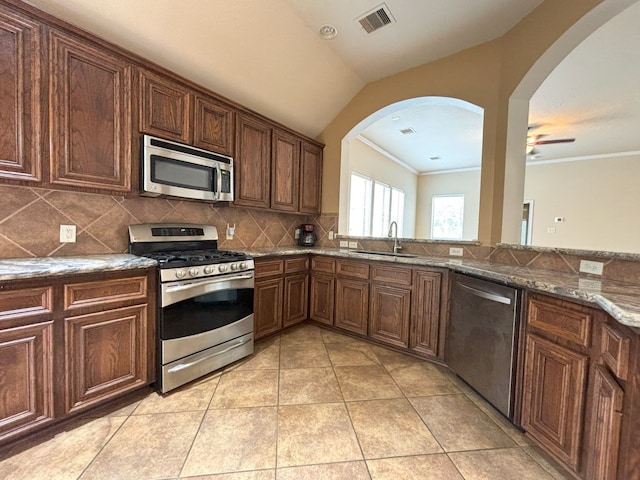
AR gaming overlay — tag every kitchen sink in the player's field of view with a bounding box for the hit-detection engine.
[352,250,417,258]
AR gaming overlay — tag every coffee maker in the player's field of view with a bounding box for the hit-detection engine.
[298,224,317,247]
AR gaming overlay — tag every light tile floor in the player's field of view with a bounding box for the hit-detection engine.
[0,323,572,480]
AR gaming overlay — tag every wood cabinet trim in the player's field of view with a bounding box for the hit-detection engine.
[335,277,369,335]
[254,259,285,279]
[309,273,335,326]
[193,94,235,156]
[528,297,592,348]
[283,273,309,327]
[371,264,413,286]
[311,256,336,274]
[0,286,53,321]
[63,276,147,311]
[284,256,309,274]
[601,323,630,381]
[336,260,370,280]
[369,283,411,348]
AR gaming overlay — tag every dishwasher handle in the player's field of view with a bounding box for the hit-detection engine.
[457,282,512,305]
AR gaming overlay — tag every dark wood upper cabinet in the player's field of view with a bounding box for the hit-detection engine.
[234,113,272,209]
[271,129,300,212]
[193,94,235,157]
[0,8,42,184]
[139,69,191,144]
[299,141,323,214]
[49,29,133,193]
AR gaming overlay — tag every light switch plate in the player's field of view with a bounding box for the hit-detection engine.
[449,247,463,256]
[348,241,358,249]
[339,240,348,248]
[328,231,334,240]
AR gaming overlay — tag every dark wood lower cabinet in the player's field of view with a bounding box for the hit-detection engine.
[283,274,308,328]
[254,277,283,340]
[335,277,368,335]
[310,274,335,326]
[369,284,411,349]
[0,269,154,447]
[64,304,148,414]
[521,333,588,472]
[0,321,54,441]
[587,365,623,480]
[410,270,442,357]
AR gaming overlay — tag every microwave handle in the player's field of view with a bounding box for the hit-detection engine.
[217,165,222,198]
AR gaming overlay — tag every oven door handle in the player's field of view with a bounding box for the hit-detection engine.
[165,273,254,293]
[167,336,252,373]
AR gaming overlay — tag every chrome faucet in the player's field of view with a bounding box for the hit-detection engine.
[388,221,402,253]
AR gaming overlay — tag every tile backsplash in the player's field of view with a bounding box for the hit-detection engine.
[0,185,322,258]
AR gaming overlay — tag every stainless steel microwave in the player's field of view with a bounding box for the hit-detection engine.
[141,135,233,202]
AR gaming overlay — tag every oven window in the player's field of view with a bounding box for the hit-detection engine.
[162,288,254,339]
[151,155,215,191]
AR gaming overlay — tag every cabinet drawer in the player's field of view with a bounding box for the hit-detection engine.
[336,260,369,280]
[528,297,591,347]
[311,256,336,274]
[601,323,630,380]
[254,259,284,278]
[371,265,412,286]
[0,287,53,320]
[284,256,309,274]
[64,276,147,311]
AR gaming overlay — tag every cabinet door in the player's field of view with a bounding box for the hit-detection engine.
[49,30,133,193]
[234,113,271,208]
[0,8,42,183]
[0,321,54,442]
[283,274,309,327]
[299,141,322,214]
[140,69,191,143]
[521,334,588,472]
[370,284,411,348]
[64,304,148,414]
[271,129,300,212]
[587,365,623,480]
[193,94,235,156]
[310,274,335,326]
[410,270,442,357]
[254,278,283,339]
[335,278,369,335]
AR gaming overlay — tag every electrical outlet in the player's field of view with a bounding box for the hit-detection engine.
[579,260,604,276]
[60,225,76,243]
[328,231,334,240]
[449,247,463,256]
[547,227,556,234]
[348,241,358,249]
[294,228,301,239]
[339,240,348,248]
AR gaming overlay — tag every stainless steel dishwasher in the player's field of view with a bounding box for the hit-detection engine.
[445,272,521,421]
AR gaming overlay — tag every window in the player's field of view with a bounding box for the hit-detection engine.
[431,194,464,239]
[348,172,372,236]
[348,172,405,237]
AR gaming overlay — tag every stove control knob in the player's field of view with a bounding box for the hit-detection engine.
[203,265,215,275]
[239,262,247,270]
[230,263,238,271]
[219,264,228,273]
[188,267,199,277]
[176,269,186,279]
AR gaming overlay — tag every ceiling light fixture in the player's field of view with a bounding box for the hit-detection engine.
[319,24,338,40]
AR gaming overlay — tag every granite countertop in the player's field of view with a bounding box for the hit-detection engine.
[0,254,157,281]
[1,249,638,329]
[246,247,640,329]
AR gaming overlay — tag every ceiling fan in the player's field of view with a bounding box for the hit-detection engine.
[526,124,575,156]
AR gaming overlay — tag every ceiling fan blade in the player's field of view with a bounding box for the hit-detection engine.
[532,138,575,145]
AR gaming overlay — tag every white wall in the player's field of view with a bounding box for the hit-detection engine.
[415,170,481,240]
[524,155,640,253]
[340,138,418,237]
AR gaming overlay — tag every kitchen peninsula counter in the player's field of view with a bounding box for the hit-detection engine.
[246,246,640,329]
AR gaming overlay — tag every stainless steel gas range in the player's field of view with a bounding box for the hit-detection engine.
[129,223,254,393]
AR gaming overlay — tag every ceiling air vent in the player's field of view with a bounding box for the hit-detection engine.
[357,4,395,34]
[400,127,415,135]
